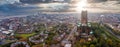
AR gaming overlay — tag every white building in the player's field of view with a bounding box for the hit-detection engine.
[65,44,71,47]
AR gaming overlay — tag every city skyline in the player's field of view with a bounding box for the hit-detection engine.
[0,0,120,47]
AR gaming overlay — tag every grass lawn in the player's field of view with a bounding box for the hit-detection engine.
[15,32,36,41]
[32,44,43,47]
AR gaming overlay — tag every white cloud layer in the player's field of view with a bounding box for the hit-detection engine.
[87,1,120,13]
[0,0,19,5]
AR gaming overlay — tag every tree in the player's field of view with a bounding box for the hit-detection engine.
[83,45,87,47]
[80,39,85,44]
[90,44,95,47]
[106,39,113,47]
[32,44,43,47]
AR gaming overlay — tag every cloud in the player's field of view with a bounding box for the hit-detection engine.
[19,0,71,4]
[20,0,51,4]
[89,1,120,9]
[87,0,120,13]
[88,0,107,3]
[0,0,20,5]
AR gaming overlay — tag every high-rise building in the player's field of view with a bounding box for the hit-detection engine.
[81,10,88,26]
[77,10,92,40]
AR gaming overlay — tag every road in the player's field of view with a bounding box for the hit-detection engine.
[104,25,120,39]
[66,23,77,40]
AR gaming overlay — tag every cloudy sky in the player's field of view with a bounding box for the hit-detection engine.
[87,0,120,13]
[0,0,19,4]
[0,0,120,13]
